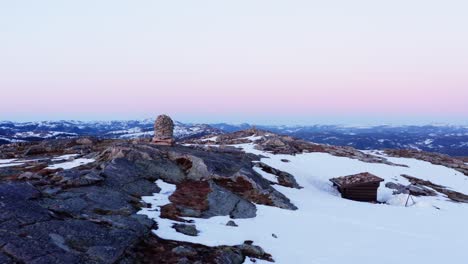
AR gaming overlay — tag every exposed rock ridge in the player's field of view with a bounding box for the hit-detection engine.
[254,162,302,189]
[384,149,468,176]
[186,129,407,166]
[0,138,278,263]
[401,174,468,203]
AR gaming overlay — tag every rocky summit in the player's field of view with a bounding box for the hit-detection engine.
[0,135,287,263]
[1,129,467,264]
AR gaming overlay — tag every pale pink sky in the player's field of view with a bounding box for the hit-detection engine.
[0,1,467,124]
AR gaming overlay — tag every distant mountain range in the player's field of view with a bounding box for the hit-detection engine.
[210,123,468,156]
[0,120,221,144]
[1,120,467,156]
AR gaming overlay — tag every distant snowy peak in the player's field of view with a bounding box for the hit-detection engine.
[1,120,467,156]
[209,123,468,156]
[0,120,221,142]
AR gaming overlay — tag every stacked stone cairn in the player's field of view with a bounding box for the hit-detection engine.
[152,114,175,146]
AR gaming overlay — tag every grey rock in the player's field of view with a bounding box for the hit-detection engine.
[0,138,287,263]
[178,207,203,217]
[83,187,135,216]
[172,224,199,236]
[0,182,40,200]
[42,197,88,216]
[407,184,437,196]
[54,169,104,187]
[100,215,154,236]
[172,245,197,256]
[167,144,297,211]
[2,237,67,263]
[214,248,244,264]
[238,243,265,258]
[18,171,42,180]
[101,152,185,185]
[230,199,257,219]
[121,179,161,197]
[385,182,409,194]
[203,182,256,219]
[0,183,50,227]
[385,182,437,196]
[87,246,124,263]
[226,220,238,227]
[254,162,301,189]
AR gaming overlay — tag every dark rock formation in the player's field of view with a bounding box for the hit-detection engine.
[226,221,238,227]
[385,182,437,196]
[401,174,468,203]
[254,162,301,189]
[171,246,197,257]
[172,224,199,236]
[130,236,271,264]
[0,137,278,263]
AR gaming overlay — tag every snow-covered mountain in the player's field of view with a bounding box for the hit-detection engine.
[0,120,220,144]
[1,129,467,263]
[211,123,468,156]
[1,120,467,156]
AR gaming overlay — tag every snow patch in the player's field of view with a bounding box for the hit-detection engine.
[47,158,95,170]
[51,154,80,161]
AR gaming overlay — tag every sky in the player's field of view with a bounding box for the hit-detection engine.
[0,0,467,125]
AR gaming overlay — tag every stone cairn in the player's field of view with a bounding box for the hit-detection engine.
[152,114,175,146]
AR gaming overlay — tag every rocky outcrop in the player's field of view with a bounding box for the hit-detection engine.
[172,224,199,236]
[0,137,112,160]
[213,175,297,210]
[254,134,407,166]
[385,182,437,196]
[187,129,407,166]
[401,174,468,203]
[161,180,257,220]
[0,181,155,263]
[0,138,281,263]
[254,162,302,189]
[129,236,272,264]
[384,149,468,176]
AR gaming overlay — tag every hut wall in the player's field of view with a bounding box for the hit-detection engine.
[340,183,380,202]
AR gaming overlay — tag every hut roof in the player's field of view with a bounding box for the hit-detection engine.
[330,172,384,188]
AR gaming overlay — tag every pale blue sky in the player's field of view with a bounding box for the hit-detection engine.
[1,1,467,124]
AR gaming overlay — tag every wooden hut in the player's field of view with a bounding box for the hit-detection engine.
[330,172,384,202]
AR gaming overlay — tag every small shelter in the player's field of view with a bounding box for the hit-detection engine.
[330,172,384,202]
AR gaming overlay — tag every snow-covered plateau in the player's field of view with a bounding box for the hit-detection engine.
[1,130,467,263]
[139,137,468,264]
